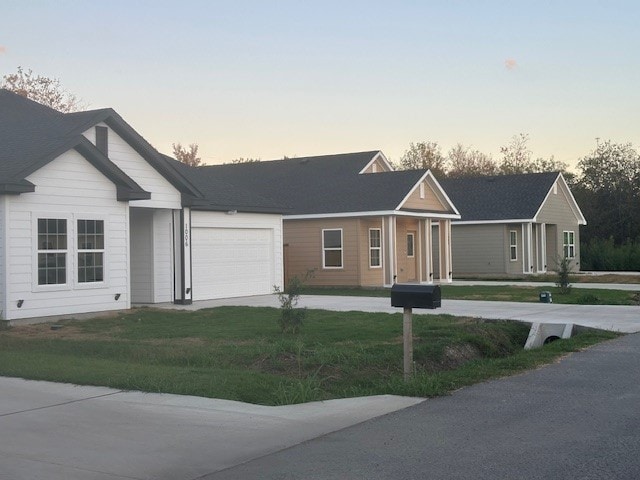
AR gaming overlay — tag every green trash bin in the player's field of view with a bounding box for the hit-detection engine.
[539,291,553,303]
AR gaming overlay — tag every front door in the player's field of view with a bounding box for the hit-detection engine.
[406,231,417,281]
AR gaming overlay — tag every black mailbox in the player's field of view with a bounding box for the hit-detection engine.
[391,284,441,309]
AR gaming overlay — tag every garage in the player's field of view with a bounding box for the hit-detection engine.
[191,227,275,300]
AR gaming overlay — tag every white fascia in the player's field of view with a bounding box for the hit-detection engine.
[358,151,394,174]
[284,210,461,220]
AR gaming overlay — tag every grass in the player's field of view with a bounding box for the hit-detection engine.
[300,285,639,305]
[0,306,619,405]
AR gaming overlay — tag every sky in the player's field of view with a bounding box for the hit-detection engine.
[1,1,639,169]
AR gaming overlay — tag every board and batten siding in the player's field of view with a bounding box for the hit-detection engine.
[284,218,360,286]
[5,150,129,320]
[191,211,284,294]
[450,224,507,274]
[84,123,181,210]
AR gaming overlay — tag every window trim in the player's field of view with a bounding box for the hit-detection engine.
[407,232,415,258]
[33,215,71,292]
[369,228,382,268]
[509,229,518,262]
[75,218,107,287]
[563,230,576,259]
[322,228,343,269]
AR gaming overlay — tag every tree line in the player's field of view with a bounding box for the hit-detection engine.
[3,67,638,270]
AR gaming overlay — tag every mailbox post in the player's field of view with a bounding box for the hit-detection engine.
[391,284,441,382]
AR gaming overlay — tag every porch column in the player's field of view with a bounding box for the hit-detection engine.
[173,208,193,304]
[438,219,452,283]
[424,218,433,284]
[522,222,533,274]
[540,223,547,272]
[383,216,397,286]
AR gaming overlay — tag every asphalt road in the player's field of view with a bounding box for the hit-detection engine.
[206,333,640,480]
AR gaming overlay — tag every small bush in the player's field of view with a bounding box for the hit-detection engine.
[556,256,572,294]
[273,272,314,334]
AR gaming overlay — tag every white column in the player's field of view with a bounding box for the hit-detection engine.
[424,218,433,284]
[541,223,547,272]
[439,219,452,283]
[527,222,533,274]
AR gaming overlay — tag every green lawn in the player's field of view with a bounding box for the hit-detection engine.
[300,285,638,305]
[0,307,618,405]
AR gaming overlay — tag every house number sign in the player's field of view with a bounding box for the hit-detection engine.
[184,222,190,247]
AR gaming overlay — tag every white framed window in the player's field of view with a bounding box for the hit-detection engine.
[509,230,518,261]
[563,231,575,258]
[37,218,68,285]
[77,219,105,283]
[369,228,381,268]
[322,229,343,268]
[407,233,415,258]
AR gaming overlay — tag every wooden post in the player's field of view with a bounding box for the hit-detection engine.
[403,307,413,382]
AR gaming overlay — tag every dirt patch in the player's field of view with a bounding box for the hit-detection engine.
[421,343,482,372]
[4,323,104,341]
[575,274,640,284]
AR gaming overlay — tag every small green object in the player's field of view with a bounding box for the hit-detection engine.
[539,291,553,303]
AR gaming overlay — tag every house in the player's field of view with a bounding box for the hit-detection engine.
[186,153,461,287]
[0,89,286,322]
[437,172,587,275]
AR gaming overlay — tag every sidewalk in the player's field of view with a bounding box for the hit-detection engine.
[161,294,640,333]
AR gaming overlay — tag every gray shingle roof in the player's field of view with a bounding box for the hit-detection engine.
[194,153,430,215]
[438,172,559,222]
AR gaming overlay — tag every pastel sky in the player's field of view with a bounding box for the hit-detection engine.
[1,1,639,169]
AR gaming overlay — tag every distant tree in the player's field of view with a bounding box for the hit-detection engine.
[1,66,83,112]
[498,133,534,174]
[399,141,447,177]
[230,157,261,164]
[172,142,201,167]
[446,144,498,178]
[575,140,640,245]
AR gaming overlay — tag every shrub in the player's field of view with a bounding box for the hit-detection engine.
[273,271,314,334]
[581,237,640,271]
[556,256,572,294]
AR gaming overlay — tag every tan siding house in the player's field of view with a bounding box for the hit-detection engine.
[440,172,586,275]
[205,151,460,288]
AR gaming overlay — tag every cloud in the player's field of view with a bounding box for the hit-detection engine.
[0,46,6,54]
[504,58,517,71]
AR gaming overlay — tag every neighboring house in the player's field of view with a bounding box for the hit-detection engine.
[189,153,461,287]
[437,172,587,275]
[0,90,285,321]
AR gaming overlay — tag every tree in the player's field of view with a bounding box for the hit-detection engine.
[172,142,201,167]
[399,141,447,177]
[498,133,534,174]
[1,66,82,112]
[575,140,640,245]
[446,143,498,178]
[230,157,261,164]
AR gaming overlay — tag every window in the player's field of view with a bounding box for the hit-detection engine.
[563,231,575,258]
[78,220,105,283]
[407,233,415,257]
[322,229,343,268]
[369,228,381,268]
[37,219,67,285]
[509,230,518,261]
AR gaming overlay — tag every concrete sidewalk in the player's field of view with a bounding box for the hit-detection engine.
[0,377,423,480]
[162,294,640,333]
[450,279,640,291]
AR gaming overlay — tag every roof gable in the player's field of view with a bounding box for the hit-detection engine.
[439,172,561,222]
[0,89,197,201]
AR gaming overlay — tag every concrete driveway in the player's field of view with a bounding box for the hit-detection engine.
[0,377,423,480]
[164,294,640,333]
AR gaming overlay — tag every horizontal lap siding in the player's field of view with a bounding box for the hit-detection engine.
[536,181,581,271]
[402,180,448,211]
[6,150,129,320]
[84,123,181,210]
[284,219,359,286]
[451,224,506,274]
[358,218,384,287]
[0,198,5,319]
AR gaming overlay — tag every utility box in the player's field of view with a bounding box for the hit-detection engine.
[539,291,553,303]
[391,284,441,309]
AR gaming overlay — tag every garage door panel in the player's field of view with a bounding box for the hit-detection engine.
[192,228,273,300]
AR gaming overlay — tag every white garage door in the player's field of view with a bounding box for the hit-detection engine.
[191,227,274,300]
